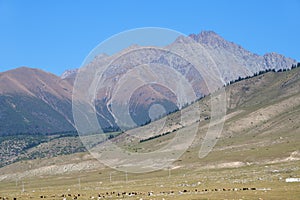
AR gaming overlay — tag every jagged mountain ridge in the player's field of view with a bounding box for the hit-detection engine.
[0,31,297,135]
[63,31,296,83]
[177,31,296,82]
[67,30,296,132]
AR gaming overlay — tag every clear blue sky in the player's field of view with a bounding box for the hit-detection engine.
[0,0,299,75]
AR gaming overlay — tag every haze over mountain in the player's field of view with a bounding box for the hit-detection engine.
[0,31,297,136]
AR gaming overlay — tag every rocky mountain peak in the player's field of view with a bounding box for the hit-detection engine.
[189,31,233,48]
[61,69,78,79]
[263,52,296,70]
[61,30,297,84]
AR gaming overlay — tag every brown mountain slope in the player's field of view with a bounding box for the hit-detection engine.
[0,67,72,98]
[0,67,74,135]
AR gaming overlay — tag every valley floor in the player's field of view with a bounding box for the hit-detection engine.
[0,160,299,200]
